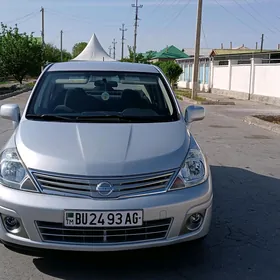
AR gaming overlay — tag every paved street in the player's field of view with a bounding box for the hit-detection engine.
[0,92,280,279]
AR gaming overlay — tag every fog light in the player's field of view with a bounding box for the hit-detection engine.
[186,213,203,231]
[4,216,21,233]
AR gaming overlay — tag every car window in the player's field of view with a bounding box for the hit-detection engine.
[26,71,180,123]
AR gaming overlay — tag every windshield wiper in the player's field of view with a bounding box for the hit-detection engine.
[25,114,75,121]
[75,114,169,123]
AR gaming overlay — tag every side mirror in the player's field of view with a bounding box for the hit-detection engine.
[185,105,205,124]
[0,104,21,129]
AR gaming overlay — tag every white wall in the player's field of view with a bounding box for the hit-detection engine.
[231,65,251,93]
[178,58,280,100]
[212,66,229,90]
[211,59,280,101]
[177,81,189,88]
[254,64,280,98]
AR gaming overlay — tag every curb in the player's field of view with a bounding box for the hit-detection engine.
[0,87,32,101]
[181,96,198,104]
[244,116,280,135]
[180,96,235,105]
[200,100,236,105]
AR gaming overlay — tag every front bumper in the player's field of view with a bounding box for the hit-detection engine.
[0,175,212,252]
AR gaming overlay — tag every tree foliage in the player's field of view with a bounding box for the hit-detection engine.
[0,23,42,83]
[0,23,73,83]
[44,43,72,63]
[120,45,151,64]
[72,42,87,58]
[154,61,183,88]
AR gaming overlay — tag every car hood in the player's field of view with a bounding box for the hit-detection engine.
[15,120,189,176]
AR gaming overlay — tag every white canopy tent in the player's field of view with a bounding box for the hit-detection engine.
[72,34,115,62]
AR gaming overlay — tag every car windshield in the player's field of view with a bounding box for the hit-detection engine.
[26,71,180,123]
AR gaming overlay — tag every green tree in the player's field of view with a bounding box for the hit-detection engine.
[0,58,8,81]
[62,50,72,61]
[120,46,151,64]
[72,42,87,58]
[154,61,183,88]
[145,50,156,61]
[0,23,42,83]
[44,43,72,63]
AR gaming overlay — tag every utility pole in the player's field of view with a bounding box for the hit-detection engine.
[120,23,128,60]
[192,0,203,100]
[132,0,143,62]
[108,46,112,57]
[260,34,264,52]
[112,39,117,60]
[40,7,45,71]
[60,30,63,62]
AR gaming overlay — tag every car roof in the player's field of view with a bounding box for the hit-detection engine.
[47,61,159,74]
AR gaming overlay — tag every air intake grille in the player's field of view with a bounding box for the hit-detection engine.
[36,218,172,244]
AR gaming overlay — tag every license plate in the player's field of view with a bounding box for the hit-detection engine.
[64,210,143,227]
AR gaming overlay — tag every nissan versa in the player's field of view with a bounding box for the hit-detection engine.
[0,61,212,253]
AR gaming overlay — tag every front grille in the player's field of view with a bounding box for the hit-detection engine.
[36,218,172,244]
[31,170,176,199]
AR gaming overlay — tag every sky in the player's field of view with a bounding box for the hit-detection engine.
[1,0,280,60]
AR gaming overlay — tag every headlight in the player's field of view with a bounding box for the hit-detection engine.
[0,148,38,192]
[169,148,208,190]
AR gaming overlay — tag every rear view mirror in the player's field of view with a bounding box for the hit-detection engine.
[0,104,21,129]
[184,105,205,124]
[94,80,118,87]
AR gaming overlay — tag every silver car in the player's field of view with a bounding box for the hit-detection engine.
[0,61,212,253]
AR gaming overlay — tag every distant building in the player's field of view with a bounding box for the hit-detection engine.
[148,45,189,63]
[182,48,212,58]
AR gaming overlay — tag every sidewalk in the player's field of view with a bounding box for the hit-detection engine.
[199,92,237,102]
[198,91,280,108]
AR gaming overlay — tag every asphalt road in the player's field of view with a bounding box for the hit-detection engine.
[0,92,280,280]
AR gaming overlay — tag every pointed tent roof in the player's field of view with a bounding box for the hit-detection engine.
[73,34,115,61]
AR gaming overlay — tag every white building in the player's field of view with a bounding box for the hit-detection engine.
[177,48,280,105]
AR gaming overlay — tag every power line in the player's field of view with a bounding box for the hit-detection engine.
[17,13,39,25]
[161,0,183,23]
[250,0,280,32]
[201,23,209,49]
[213,0,259,34]
[4,10,39,25]
[231,0,275,34]
[45,8,93,23]
[246,0,280,33]
[45,8,123,28]
[163,0,192,28]
[149,0,167,15]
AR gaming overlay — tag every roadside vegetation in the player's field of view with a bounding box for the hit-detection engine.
[254,115,280,125]
[0,23,72,85]
[175,89,206,102]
